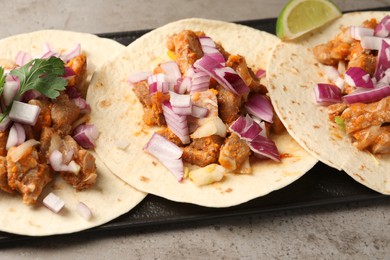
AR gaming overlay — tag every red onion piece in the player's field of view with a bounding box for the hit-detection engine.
[22,90,45,102]
[9,101,41,126]
[160,61,181,83]
[162,101,190,144]
[245,94,274,123]
[0,116,11,132]
[344,67,374,88]
[61,43,81,62]
[2,80,20,106]
[229,115,262,141]
[190,70,210,93]
[194,55,249,95]
[15,51,32,66]
[255,69,266,79]
[49,149,81,173]
[144,132,184,181]
[66,86,82,99]
[6,123,26,150]
[249,135,281,162]
[176,76,192,94]
[374,39,390,81]
[314,83,342,105]
[375,15,390,37]
[76,202,93,221]
[350,26,374,40]
[73,124,99,149]
[43,192,65,213]
[169,91,191,107]
[72,97,91,114]
[343,85,390,104]
[191,105,208,118]
[360,36,390,50]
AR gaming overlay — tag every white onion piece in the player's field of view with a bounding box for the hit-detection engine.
[6,124,19,150]
[43,192,65,213]
[160,61,181,83]
[245,94,274,123]
[144,132,184,181]
[191,105,208,118]
[15,51,32,66]
[49,149,81,174]
[128,71,152,84]
[73,124,99,149]
[9,101,41,126]
[9,139,39,162]
[169,91,191,107]
[314,83,342,105]
[2,80,20,106]
[350,26,374,40]
[189,164,224,186]
[76,202,93,221]
[190,116,226,139]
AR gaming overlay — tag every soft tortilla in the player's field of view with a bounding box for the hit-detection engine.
[0,30,146,236]
[266,12,390,194]
[88,18,318,208]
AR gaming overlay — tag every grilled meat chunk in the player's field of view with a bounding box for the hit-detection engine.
[167,30,204,74]
[51,94,81,135]
[218,133,251,171]
[182,135,224,167]
[66,53,88,98]
[0,156,12,193]
[216,84,241,125]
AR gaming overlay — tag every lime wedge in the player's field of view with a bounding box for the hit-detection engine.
[276,0,342,40]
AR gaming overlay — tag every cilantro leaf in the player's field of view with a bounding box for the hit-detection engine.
[0,67,6,97]
[10,56,67,100]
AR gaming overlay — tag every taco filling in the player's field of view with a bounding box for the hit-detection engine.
[0,44,98,205]
[313,15,390,155]
[130,30,284,185]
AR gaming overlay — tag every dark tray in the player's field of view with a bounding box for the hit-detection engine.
[1,6,389,244]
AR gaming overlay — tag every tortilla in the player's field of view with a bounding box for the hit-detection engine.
[87,18,318,208]
[0,30,146,236]
[266,12,390,194]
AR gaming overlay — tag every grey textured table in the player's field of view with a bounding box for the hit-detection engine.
[1,1,390,259]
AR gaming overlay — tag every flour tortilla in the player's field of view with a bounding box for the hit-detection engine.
[267,12,390,194]
[88,18,318,208]
[0,30,146,236]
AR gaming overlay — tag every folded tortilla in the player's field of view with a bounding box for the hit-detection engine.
[0,30,146,236]
[87,18,318,208]
[267,12,390,194]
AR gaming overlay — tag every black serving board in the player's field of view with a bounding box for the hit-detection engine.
[1,6,389,244]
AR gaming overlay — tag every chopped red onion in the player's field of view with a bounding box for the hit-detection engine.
[190,70,210,93]
[60,43,81,62]
[6,123,26,150]
[176,76,192,94]
[76,202,93,221]
[9,101,41,126]
[344,67,374,88]
[350,26,374,40]
[160,61,181,83]
[49,149,81,173]
[375,15,390,37]
[249,135,281,162]
[22,90,45,102]
[66,86,82,99]
[71,97,91,114]
[15,51,32,66]
[343,85,390,104]
[229,115,262,142]
[374,39,390,81]
[314,83,342,105]
[43,192,65,213]
[198,36,216,47]
[255,69,266,79]
[360,36,389,50]
[162,101,190,144]
[144,132,184,181]
[0,116,11,131]
[194,55,249,95]
[169,91,191,107]
[41,43,59,59]
[73,124,99,149]
[245,94,274,123]
[191,105,208,118]
[2,80,20,106]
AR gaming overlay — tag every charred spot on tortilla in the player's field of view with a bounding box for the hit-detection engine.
[99,99,112,108]
[140,176,150,182]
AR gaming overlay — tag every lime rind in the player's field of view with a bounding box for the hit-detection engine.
[276,0,342,40]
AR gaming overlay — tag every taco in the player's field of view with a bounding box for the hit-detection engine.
[87,18,318,208]
[0,30,146,236]
[267,12,390,194]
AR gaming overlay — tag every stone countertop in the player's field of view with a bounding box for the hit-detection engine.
[1,1,390,259]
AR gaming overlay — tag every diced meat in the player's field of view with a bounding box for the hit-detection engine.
[218,133,251,171]
[371,127,390,154]
[0,156,13,193]
[216,84,242,124]
[51,93,81,135]
[182,135,224,167]
[167,30,204,74]
[66,53,88,98]
[55,136,97,190]
[269,113,285,135]
[156,127,182,146]
[132,80,151,107]
[348,53,377,76]
[6,144,52,205]
[28,99,52,137]
[353,125,390,154]
[341,96,390,134]
[188,89,219,132]
[0,130,8,157]
[328,103,348,122]
[143,92,169,126]
[226,55,267,94]
[313,40,351,66]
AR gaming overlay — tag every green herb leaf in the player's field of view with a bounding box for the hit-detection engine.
[10,56,67,100]
[0,67,6,97]
[334,116,345,131]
